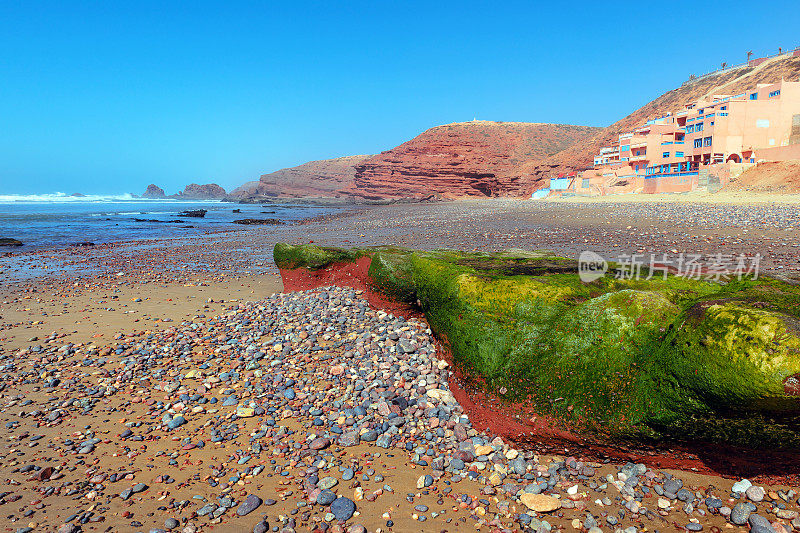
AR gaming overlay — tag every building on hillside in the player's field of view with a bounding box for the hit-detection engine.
[582,79,800,194]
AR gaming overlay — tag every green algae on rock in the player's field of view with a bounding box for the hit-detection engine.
[274,243,800,448]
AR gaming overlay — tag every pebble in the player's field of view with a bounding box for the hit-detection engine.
[331,497,356,521]
[237,494,262,516]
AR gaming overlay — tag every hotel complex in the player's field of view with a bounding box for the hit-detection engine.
[543,78,800,196]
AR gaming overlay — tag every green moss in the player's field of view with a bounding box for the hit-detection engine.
[668,301,800,411]
[367,250,417,303]
[274,243,800,448]
[273,242,368,270]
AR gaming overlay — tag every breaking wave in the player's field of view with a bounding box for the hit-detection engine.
[0,192,175,203]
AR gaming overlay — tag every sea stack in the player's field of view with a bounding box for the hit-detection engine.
[142,184,166,199]
[174,183,227,200]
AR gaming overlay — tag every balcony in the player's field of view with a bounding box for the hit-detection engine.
[630,141,647,149]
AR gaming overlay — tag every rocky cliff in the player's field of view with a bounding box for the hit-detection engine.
[174,183,227,200]
[527,53,800,187]
[344,121,600,200]
[141,184,166,199]
[228,155,371,200]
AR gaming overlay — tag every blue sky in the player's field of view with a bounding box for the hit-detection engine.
[2,1,799,195]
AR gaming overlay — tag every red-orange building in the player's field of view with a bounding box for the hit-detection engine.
[584,79,800,194]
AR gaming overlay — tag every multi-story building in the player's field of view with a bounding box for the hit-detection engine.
[584,79,800,194]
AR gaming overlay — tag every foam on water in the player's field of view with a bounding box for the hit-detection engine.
[0,192,183,203]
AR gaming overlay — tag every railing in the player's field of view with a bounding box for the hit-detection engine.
[645,171,699,179]
[683,45,800,85]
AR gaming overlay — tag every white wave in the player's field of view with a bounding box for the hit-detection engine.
[0,192,162,203]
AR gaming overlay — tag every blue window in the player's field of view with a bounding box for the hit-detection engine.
[696,122,704,132]
[675,151,684,157]
[686,125,695,133]
[769,90,781,97]
[721,106,727,110]
[750,92,758,100]
[694,139,702,148]
[703,136,712,147]
[634,164,639,171]
[662,152,670,158]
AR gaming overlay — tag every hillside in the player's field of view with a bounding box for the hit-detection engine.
[726,160,800,193]
[228,155,371,200]
[525,53,800,188]
[230,53,800,201]
[343,121,600,200]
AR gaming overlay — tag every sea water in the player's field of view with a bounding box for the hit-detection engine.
[0,193,336,250]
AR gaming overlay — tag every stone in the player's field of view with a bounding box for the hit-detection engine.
[520,494,562,513]
[236,406,255,418]
[310,437,331,450]
[167,416,186,429]
[746,485,765,502]
[338,432,359,447]
[317,476,338,490]
[331,497,356,521]
[730,502,753,525]
[237,494,262,516]
[317,489,337,505]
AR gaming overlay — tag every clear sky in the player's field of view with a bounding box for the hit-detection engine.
[2,1,799,195]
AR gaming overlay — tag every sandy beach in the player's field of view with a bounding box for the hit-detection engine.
[2,198,800,533]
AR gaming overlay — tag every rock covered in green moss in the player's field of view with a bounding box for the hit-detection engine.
[273,243,800,448]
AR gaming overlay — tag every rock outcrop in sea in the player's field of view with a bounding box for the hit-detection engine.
[141,184,166,198]
[174,183,227,200]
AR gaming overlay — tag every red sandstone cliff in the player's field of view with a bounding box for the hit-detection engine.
[228,155,371,200]
[343,121,600,200]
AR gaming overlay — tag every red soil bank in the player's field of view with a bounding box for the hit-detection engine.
[279,256,423,320]
[279,259,800,483]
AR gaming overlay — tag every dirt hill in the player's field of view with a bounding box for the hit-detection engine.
[526,53,800,189]
[343,121,600,200]
[228,155,371,200]
[726,160,800,192]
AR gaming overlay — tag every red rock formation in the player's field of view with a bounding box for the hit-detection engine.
[343,121,600,200]
[141,184,166,199]
[174,183,227,200]
[228,155,371,200]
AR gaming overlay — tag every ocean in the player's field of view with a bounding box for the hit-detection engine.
[0,193,337,250]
